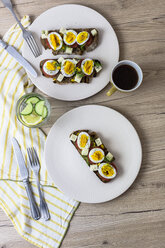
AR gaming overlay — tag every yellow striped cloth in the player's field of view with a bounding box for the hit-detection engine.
[0,16,79,248]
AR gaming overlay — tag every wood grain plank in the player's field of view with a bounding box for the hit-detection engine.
[0,0,165,247]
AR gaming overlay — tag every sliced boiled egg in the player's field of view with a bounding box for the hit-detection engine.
[61,59,76,77]
[76,31,89,45]
[64,30,77,45]
[77,132,90,149]
[48,32,63,51]
[43,60,59,76]
[89,148,104,163]
[81,59,94,75]
[98,163,117,179]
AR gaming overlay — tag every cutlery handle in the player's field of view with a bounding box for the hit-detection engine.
[37,179,50,221]
[0,39,7,49]
[4,3,25,32]
[40,196,50,221]
[23,179,40,220]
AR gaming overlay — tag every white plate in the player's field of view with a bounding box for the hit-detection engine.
[23,4,119,101]
[44,105,142,203]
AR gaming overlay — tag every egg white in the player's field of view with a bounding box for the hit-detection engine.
[98,163,117,179]
[63,30,77,46]
[89,148,105,163]
[61,59,76,77]
[76,31,89,45]
[77,132,91,149]
[81,59,94,75]
[43,60,59,76]
[48,32,63,51]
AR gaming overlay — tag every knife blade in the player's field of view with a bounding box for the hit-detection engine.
[12,137,28,179]
[12,137,40,220]
[0,39,37,78]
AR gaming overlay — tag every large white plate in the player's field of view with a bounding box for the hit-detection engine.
[44,105,142,203]
[23,4,119,101]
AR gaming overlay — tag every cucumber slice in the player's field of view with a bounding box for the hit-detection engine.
[21,103,33,115]
[34,100,45,116]
[26,96,40,104]
[42,106,48,119]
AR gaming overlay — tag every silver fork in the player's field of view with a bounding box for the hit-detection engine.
[1,0,41,57]
[27,147,50,221]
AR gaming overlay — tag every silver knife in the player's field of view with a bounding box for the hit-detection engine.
[12,137,40,220]
[0,39,37,78]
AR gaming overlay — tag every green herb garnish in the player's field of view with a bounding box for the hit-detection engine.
[76,72,84,78]
[61,44,66,51]
[80,45,85,51]
[94,60,101,67]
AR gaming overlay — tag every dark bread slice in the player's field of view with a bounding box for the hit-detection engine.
[40,28,98,55]
[40,58,102,85]
[69,130,117,183]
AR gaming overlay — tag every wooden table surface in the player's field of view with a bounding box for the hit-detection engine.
[0,0,165,247]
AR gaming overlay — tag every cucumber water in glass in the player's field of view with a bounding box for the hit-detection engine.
[16,93,50,128]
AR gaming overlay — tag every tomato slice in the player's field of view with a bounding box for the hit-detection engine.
[70,42,78,48]
[85,34,93,47]
[45,39,52,49]
[76,59,83,68]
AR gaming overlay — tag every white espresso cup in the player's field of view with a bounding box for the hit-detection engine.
[106,60,143,96]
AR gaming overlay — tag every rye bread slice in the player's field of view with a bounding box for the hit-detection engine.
[69,130,117,183]
[40,28,98,55]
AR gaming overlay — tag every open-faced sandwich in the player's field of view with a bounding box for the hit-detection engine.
[69,130,117,183]
[40,28,98,55]
[40,57,102,84]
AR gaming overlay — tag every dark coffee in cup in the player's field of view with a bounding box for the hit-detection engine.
[112,64,139,90]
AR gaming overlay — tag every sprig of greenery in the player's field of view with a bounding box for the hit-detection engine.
[76,72,84,77]
[94,60,101,67]
[61,44,66,51]
[80,44,85,51]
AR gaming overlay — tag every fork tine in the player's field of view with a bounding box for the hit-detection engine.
[29,35,41,56]
[27,147,33,166]
[32,147,38,165]
[30,147,35,164]
[26,38,37,57]
[33,148,40,165]
[28,35,40,57]
[26,37,37,57]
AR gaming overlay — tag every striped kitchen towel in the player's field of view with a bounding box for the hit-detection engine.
[0,16,79,248]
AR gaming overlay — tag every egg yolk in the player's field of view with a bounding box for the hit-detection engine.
[46,61,56,71]
[64,61,75,75]
[50,34,61,50]
[83,60,94,75]
[80,134,88,148]
[65,32,76,44]
[101,164,115,177]
[77,31,89,44]
[91,151,104,162]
